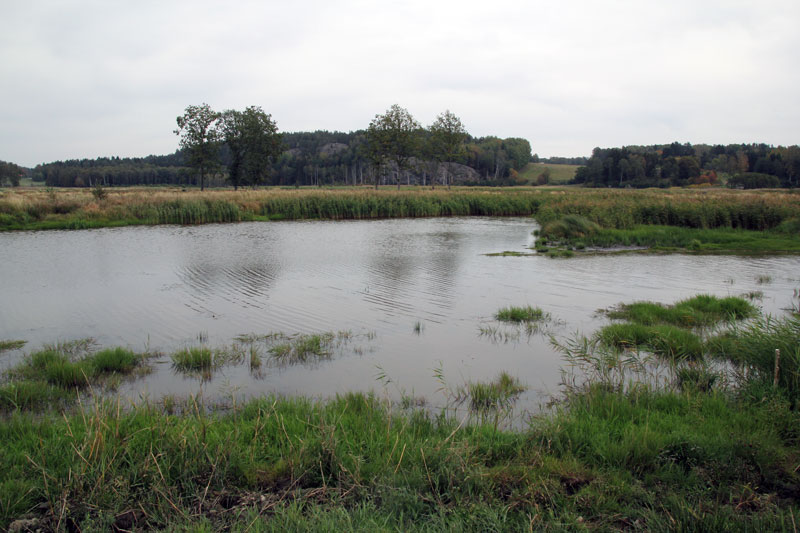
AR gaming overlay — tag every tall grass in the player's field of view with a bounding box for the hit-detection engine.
[0,187,544,231]
[598,323,705,360]
[4,187,800,235]
[0,387,797,531]
[533,188,800,231]
[711,314,800,402]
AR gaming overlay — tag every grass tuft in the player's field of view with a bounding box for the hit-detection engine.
[465,372,526,413]
[0,340,26,353]
[495,305,549,323]
[171,347,215,372]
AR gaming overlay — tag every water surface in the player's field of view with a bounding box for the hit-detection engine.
[1,218,797,412]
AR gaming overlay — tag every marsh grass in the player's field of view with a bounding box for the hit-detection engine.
[1,313,800,530]
[495,305,549,323]
[606,294,756,327]
[539,214,600,240]
[708,314,800,401]
[0,340,26,353]
[0,187,544,231]
[1,345,150,411]
[559,225,800,254]
[234,330,373,369]
[462,372,526,413]
[171,346,215,372]
[478,324,521,343]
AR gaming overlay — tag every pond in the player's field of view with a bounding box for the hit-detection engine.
[1,217,798,414]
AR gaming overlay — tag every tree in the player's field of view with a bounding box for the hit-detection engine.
[366,104,421,189]
[429,110,467,189]
[220,106,283,189]
[174,103,221,191]
[0,160,24,187]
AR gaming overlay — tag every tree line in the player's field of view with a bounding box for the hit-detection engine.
[28,104,532,188]
[574,142,800,189]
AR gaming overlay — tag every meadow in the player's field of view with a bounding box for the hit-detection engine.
[518,162,579,184]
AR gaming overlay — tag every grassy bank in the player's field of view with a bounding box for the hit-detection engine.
[533,188,800,231]
[0,187,545,231]
[2,385,799,531]
[3,187,800,235]
[1,300,799,531]
[534,192,800,256]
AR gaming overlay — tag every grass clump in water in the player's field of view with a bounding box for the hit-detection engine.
[708,314,800,402]
[495,305,549,323]
[1,345,150,411]
[269,333,336,364]
[598,323,705,360]
[464,372,526,413]
[171,346,215,372]
[0,380,74,410]
[88,347,141,373]
[539,214,601,240]
[0,340,26,353]
[607,294,756,327]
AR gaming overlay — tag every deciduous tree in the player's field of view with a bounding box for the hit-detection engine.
[429,110,467,189]
[0,160,23,187]
[366,105,421,190]
[174,103,221,191]
[220,107,283,189]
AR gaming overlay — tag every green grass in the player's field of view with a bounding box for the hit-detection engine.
[573,225,800,254]
[1,345,149,412]
[1,304,799,530]
[495,305,549,323]
[463,372,526,413]
[171,346,215,372]
[538,214,601,241]
[708,314,800,402]
[0,340,26,353]
[607,294,756,327]
[268,333,336,365]
[0,381,74,411]
[0,386,797,531]
[597,322,706,360]
[518,163,579,185]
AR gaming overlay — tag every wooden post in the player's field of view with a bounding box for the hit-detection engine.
[773,349,781,387]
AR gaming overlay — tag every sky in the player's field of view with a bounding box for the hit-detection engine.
[1,0,798,167]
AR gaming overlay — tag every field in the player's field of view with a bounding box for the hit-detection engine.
[517,163,579,184]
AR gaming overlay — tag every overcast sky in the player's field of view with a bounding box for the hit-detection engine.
[1,0,798,167]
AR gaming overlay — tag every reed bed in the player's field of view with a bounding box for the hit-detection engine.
[4,186,800,234]
[533,188,800,231]
[0,187,545,230]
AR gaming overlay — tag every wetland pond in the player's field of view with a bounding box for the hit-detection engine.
[1,217,798,416]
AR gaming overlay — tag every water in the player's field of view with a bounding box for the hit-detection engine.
[1,218,798,412]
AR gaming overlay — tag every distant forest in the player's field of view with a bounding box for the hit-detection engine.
[30,131,533,188]
[10,140,800,190]
[575,142,800,189]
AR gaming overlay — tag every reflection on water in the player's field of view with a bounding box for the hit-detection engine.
[1,218,798,412]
